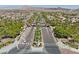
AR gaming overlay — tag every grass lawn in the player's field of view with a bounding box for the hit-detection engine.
[0,19,24,49]
[0,20,24,39]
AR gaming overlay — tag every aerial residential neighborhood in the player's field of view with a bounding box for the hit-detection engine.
[0,5,79,54]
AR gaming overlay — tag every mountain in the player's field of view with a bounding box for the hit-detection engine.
[0,5,72,12]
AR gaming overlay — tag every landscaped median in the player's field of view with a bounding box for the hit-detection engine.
[32,26,44,48]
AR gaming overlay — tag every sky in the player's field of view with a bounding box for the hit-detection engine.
[31,5,79,9]
[0,5,79,9]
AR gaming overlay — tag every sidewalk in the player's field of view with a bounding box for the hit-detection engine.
[57,41,79,53]
[0,40,18,53]
[50,26,79,53]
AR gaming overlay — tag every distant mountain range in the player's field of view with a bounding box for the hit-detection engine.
[0,5,73,9]
[0,5,79,12]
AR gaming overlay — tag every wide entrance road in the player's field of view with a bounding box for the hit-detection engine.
[8,27,34,54]
[42,27,60,54]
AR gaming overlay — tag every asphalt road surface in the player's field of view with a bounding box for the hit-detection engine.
[8,27,34,54]
[42,27,61,54]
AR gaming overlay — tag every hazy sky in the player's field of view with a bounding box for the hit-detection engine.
[0,5,79,9]
[31,5,79,9]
